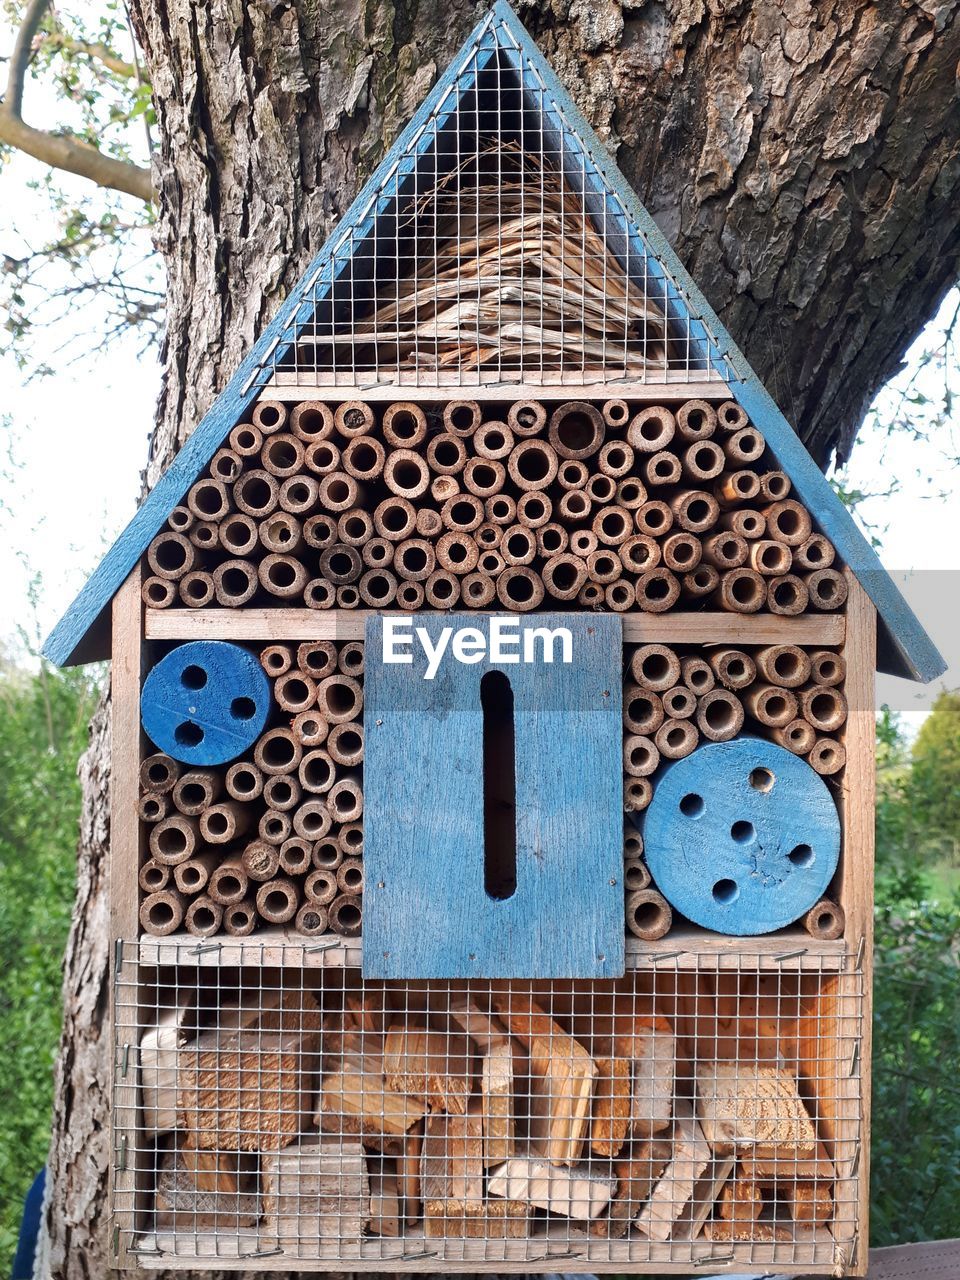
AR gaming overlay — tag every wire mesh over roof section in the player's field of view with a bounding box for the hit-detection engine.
[263,21,732,391]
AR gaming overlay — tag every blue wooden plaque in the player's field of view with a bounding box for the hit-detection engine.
[363,613,624,979]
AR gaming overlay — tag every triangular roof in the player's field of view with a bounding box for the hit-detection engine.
[43,0,944,682]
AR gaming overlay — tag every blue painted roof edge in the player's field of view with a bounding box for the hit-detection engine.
[43,0,945,683]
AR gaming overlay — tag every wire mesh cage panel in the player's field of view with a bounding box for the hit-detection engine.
[249,15,730,392]
[113,944,863,1271]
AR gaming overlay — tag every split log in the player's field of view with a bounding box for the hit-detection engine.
[367,1168,400,1237]
[316,1048,426,1153]
[592,1138,672,1237]
[139,993,195,1135]
[695,1062,817,1156]
[383,1023,474,1115]
[446,997,515,1164]
[421,1110,484,1234]
[488,1150,616,1219]
[634,1100,711,1241]
[261,1136,368,1244]
[155,1140,259,1231]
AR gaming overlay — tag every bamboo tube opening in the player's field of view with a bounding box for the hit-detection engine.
[663,533,701,571]
[338,643,363,674]
[474,422,514,459]
[655,718,699,759]
[317,675,363,723]
[329,895,363,937]
[311,839,342,873]
[767,575,808,615]
[697,690,745,741]
[263,774,301,811]
[717,401,748,432]
[774,718,817,755]
[684,441,725,480]
[259,555,308,597]
[319,545,362,584]
[623,686,665,735]
[299,749,336,794]
[338,859,364,894]
[598,440,633,477]
[593,505,631,545]
[383,403,428,448]
[396,581,425,610]
[586,473,616,503]
[279,838,313,877]
[623,858,651,891]
[235,470,279,517]
[548,401,605,459]
[808,738,846,775]
[635,501,673,537]
[625,889,672,941]
[256,878,299,924]
[624,777,653,812]
[606,580,635,611]
[148,532,194,579]
[254,729,302,775]
[290,401,334,441]
[342,823,364,854]
[719,568,765,612]
[186,898,223,937]
[623,734,659,777]
[138,793,169,823]
[676,399,717,441]
[635,568,680,612]
[709,649,756,690]
[180,573,215,607]
[442,494,484,532]
[620,535,660,574]
[631,644,680,691]
[704,533,747,569]
[486,494,515,524]
[150,817,196,863]
[188,522,218,550]
[292,714,327,748]
[795,533,835,570]
[359,569,398,606]
[662,686,696,719]
[587,550,621,583]
[502,526,536,566]
[253,400,287,433]
[507,400,546,436]
[219,515,259,556]
[806,568,847,610]
[334,401,375,437]
[338,509,374,546]
[229,424,262,455]
[305,579,335,609]
[436,531,479,574]
[750,540,792,575]
[319,472,361,511]
[142,577,177,608]
[804,898,845,940]
[557,459,589,490]
[810,650,845,686]
[681,656,714,694]
[445,400,483,435]
[139,861,169,891]
[802,686,848,732]
[296,904,329,935]
[304,440,340,475]
[427,433,468,474]
[672,490,719,533]
[327,724,364,766]
[578,582,603,606]
[262,433,304,477]
[395,538,435,580]
[362,537,393,569]
[537,524,567,556]
[496,567,544,610]
[306,867,339,905]
[463,458,504,498]
[541,554,585,600]
[259,809,292,844]
[508,440,558,490]
[516,491,551,527]
[211,448,242,483]
[765,500,812,546]
[226,762,264,801]
[223,902,256,936]
[140,891,184,935]
[616,477,646,509]
[292,801,331,841]
[304,514,337,549]
[603,398,629,426]
[559,490,590,523]
[328,777,364,822]
[760,470,791,501]
[683,564,720,597]
[725,427,765,463]
[628,406,675,452]
[260,513,303,555]
[425,570,461,608]
[188,478,231,521]
[341,436,385,482]
[569,529,597,557]
[462,572,495,606]
[173,771,219,815]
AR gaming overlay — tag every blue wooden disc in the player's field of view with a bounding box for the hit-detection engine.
[141,641,271,766]
[641,737,840,935]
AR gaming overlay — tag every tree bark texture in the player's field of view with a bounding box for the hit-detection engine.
[42,2,960,1277]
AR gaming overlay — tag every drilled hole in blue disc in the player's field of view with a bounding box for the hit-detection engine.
[180,664,208,690]
[788,843,814,868]
[731,820,756,844]
[175,721,204,747]
[231,696,256,720]
[713,878,739,904]
[679,793,704,818]
[749,766,775,792]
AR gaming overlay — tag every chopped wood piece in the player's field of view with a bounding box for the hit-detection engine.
[398,1122,423,1226]
[695,1062,817,1156]
[155,1141,259,1230]
[447,996,510,1051]
[316,1045,426,1153]
[178,990,323,1152]
[444,999,517,1165]
[261,1136,368,1244]
[367,1167,400,1237]
[719,1176,764,1223]
[634,1100,711,1241]
[591,1138,672,1237]
[488,1150,616,1219]
[139,994,194,1135]
[629,1030,676,1136]
[590,1056,632,1157]
[383,1023,474,1115]
[676,1156,735,1241]
[422,1111,485,1234]
[492,994,596,1165]
[705,1219,796,1242]
[424,1198,531,1239]
[346,990,388,1034]
[785,1179,833,1225]
[740,1139,835,1184]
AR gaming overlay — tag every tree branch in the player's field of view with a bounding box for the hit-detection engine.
[41,31,139,79]
[0,0,154,202]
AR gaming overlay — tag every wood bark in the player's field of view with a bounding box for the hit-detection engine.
[41,2,960,1277]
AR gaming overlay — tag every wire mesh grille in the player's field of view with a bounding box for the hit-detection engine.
[251,16,730,391]
[114,946,863,1269]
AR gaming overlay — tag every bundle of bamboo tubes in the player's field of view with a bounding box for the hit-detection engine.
[143,396,843,618]
[621,641,847,942]
[138,642,365,939]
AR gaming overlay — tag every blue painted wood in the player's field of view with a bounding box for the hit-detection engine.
[140,641,271,766]
[43,0,944,685]
[641,738,841,935]
[363,613,624,979]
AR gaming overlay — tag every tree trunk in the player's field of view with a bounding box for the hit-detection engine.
[40,1,960,1276]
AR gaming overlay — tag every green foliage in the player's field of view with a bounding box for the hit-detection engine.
[911,690,960,855]
[0,656,100,1270]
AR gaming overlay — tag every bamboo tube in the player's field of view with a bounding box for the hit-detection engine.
[697,689,745,742]
[623,734,659,777]
[179,572,215,608]
[253,400,287,434]
[263,773,302,812]
[801,686,848,732]
[256,876,300,924]
[634,500,673,538]
[547,401,605,460]
[616,476,647,509]
[298,748,336,795]
[304,579,336,609]
[804,898,845,940]
[805,568,848,610]
[306,868,339,905]
[724,426,765,465]
[258,554,309,599]
[279,837,313,877]
[359,568,398,607]
[337,508,374,547]
[172,769,222,816]
[516,495,552,532]
[234,469,279,517]
[229,423,263,456]
[316,674,363,723]
[396,581,425,610]
[568,529,597,557]
[587,548,622,583]
[140,753,180,795]
[773,718,817,755]
[138,792,170,824]
[225,761,264,802]
[444,400,483,436]
[185,895,223,938]
[290,400,334,441]
[620,534,661,574]
[295,903,329,935]
[292,712,328,749]
[630,643,680,691]
[624,823,645,859]
[506,399,546,437]
[603,398,630,428]
[622,686,665,735]
[327,723,364,767]
[717,401,749,433]
[719,509,766,539]
[254,728,302,776]
[319,544,362,584]
[682,564,720,599]
[200,801,252,845]
[303,513,337,549]
[623,858,652,892]
[223,899,257,936]
[274,671,317,714]
[702,532,748,570]
[188,520,219,551]
[606,580,636,611]
[626,889,673,941]
[536,523,567,557]
[755,645,811,688]
[759,469,791,502]
[382,402,428,449]
[661,685,697,720]
[340,437,385,486]
[260,512,303,555]
[474,421,514,460]
[292,799,332,841]
[425,569,460,609]
[628,406,675,453]
[794,533,835,571]
[676,399,717,442]
[259,808,292,845]
[319,471,364,512]
[208,858,249,906]
[338,645,363,681]
[586,473,616,505]
[362,536,394,570]
[150,815,200,865]
[334,401,375,438]
[261,432,304,478]
[496,566,544,611]
[260,643,294,676]
[140,889,186,936]
[624,777,653,812]
[337,858,364,896]
[303,439,341,475]
[139,859,170,893]
[187,477,231,522]
[315,835,346,868]
[474,522,501,550]
[141,576,177,609]
[671,489,720,533]
[661,532,701,573]
[644,451,681,487]
[241,840,281,882]
[460,571,494,607]
[714,469,761,508]
[808,738,847,776]
[764,499,812,547]
[329,894,363,937]
[809,650,845,687]
[434,531,478,574]
[297,640,337,678]
[716,567,766,613]
[655,718,699,760]
[429,475,458,505]
[767,574,809,615]
[218,514,259,557]
[508,439,558,491]
[680,656,715,695]
[440,493,484,532]
[426,432,468,475]
[558,489,591,524]
[463,457,506,498]
[683,440,725,482]
[598,439,634,478]
[557,458,589,490]
[174,852,220,896]
[147,531,195,580]
[749,539,793,575]
[708,649,757,691]
[744,684,799,728]
[592,505,632,546]
[540,553,586,600]
[635,568,680,612]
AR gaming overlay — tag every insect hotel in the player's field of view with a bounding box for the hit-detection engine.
[44,3,943,1274]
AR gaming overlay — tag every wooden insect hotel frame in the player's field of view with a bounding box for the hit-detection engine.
[44,4,944,1274]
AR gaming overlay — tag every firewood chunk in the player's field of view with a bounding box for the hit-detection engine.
[383,1023,474,1115]
[695,1062,817,1156]
[261,1136,368,1244]
[155,1140,258,1230]
[488,1150,616,1219]
[591,1138,672,1237]
[634,1100,711,1242]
